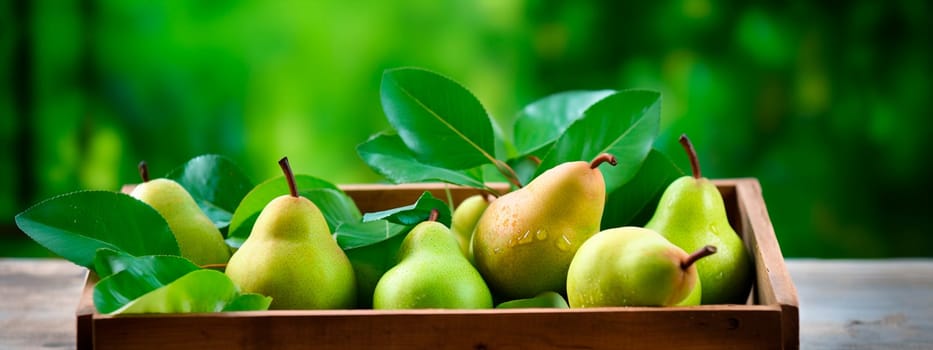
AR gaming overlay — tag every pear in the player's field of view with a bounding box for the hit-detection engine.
[675,277,702,306]
[373,210,492,309]
[225,157,356,309]
[450,194,490,260]
[472,154,616,299]
[645,135,753,304]
[496,291,569,309]
[566,226,716,307]
[130,162,230,266]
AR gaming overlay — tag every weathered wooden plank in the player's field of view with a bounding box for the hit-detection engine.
[91,306,783,350]
[0,258,86,349]
[788,259,933,350]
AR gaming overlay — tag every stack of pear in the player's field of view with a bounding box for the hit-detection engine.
[373,210,492,309]
[472,154,616,299]
[566,226,716,307]
[225,157,356,309]
[130,162,230,266]
[645,135,753,304]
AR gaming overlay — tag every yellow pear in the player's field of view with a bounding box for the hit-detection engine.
[472,154,616,299]
[225,157,356,309]
[130,162,230,266]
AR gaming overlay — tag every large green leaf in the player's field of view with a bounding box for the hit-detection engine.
[380,67,497,170]
[107,270,254,315]
[93,254,200,314]
[357,132,488,190]
[92,248,199,279]
[93,253,271,315]
[513,90,616,156]
[14,191,180,268]
[333,219,410,251]
[602,149,685,229]
[226,175,361,248]
[166,154,253,231]
[361,191,452,227]
[537,90,661,193]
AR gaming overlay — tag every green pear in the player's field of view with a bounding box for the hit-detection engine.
[130,162,230,266]
[496,291,569,309]
[373,210,492,309]
[645,135,753,304]
[472,154,617,299]
[566,226,715,307]
[225,157,356,309]
[450,194,489,260]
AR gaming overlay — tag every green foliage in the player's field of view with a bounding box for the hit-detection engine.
[166,154,254,231]
[357,133,488,191]
[602,150,685,229]
[535,90,661,192]
[361,192,452,227]
[14,191,180,268]
[380,68,498,170]
[513,90,615,157]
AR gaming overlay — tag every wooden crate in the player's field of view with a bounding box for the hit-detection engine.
[76,178,798,349]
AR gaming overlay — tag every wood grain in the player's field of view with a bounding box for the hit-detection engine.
[0,258,86,349]
[790,259,933,350]
[90,306,783,350]
[3,259,931,349]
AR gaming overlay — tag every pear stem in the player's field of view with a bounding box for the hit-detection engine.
[493,159,524,189]
[200,263,227,271]
[679,134,702,179]
[138,161,150,183]
[590,153,618,169]
[428,208,439,222]
[278,157,299,198]
[682,245,717,270]
[527,155,542,166]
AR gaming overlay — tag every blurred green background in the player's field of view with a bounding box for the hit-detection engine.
[2,1,931,258]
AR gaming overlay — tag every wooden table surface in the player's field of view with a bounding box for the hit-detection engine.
[1,258,931,349]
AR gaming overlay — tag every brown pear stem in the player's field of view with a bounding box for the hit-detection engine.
[681,245,717,270]
[590,153,618,169]
[493,159,524,189]
[527,155,542,166]
[200,263,227,271]
[428,208,439,222]
[679,134,702,179]
[278,157,299,197]
[138,161,150,182]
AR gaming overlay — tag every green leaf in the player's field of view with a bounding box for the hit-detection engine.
[106,270,245,315]
[166,154,253,231]
[222,293,273,312]
[334,219,410,251]
[602,149,685,229]
[14,191,180,269]
[380,67,497,170]
[340,226,408,308]
[361,191,452,227]
[537,90,662,193]
[357,132,489,190]
[513,90,616,156]
[93,254,200,314]
[92,248,197,279]
[227,175,361,248]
